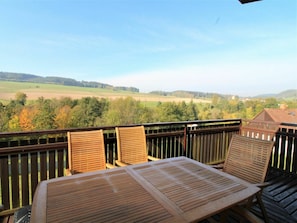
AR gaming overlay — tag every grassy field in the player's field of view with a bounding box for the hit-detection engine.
[0,81,210,104]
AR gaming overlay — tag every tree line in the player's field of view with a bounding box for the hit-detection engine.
[0,92,296,132]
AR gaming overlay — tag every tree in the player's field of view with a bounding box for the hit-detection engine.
[15,92,27,105]
[182,101,199,121]
[33,97,56,130]
[197,103,212,120]
[0,102,9,131]
[155,102,178,122]
[101,97,145,125]
[70,97,109,127]
[264,98,278,108]
[55,105,72,129]
[245,107,254,119]
[8,115,21,131]
[19,107,37,131]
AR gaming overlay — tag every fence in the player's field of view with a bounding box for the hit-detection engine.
[1,119,296,214]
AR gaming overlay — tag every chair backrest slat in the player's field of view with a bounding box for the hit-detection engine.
[68,130,106,173]
[223,134,274,184]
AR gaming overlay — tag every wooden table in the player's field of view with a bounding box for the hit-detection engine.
[30,157,260,223]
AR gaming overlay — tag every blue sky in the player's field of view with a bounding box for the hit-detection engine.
[0,0,296,97]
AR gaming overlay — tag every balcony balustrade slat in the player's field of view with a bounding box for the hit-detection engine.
[286,129,294,173]
[272,133,280,169]
[40,151,47,181]
[279,128,288,171]
[21,154,29,206]
[202,134,211,163]
[57,149,66,177]
[105,132,116,165]
[293,130,297,173]
[49,150,55,179]
[159,137,165,158]
[30,152,38,203]
[0,157,9,209]
[209,134,215,162]
[11,154,20,208]
[215,132,222,162]
[205,134,211,163]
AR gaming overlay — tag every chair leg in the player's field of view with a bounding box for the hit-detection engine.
[256,193,269,223]
[231,206,264,223]
[219,211,228,223]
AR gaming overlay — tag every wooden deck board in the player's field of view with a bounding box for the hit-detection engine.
[251,168,297,223]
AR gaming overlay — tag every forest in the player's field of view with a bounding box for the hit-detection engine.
[0,92,296,132]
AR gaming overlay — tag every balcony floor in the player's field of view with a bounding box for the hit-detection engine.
[252,168,297,223]
[203,168,297,223]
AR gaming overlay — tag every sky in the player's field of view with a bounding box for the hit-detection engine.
[0,0,296,97]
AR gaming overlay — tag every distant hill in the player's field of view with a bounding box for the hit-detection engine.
[0,71,231,99]
[255,89,297,100]
[150,89,295,101]
[1,71,296,100]
[0,71,139,93]
[149,90,233,100]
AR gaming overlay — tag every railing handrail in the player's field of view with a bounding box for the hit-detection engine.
[0,118,242,137]
[0,142,67,155]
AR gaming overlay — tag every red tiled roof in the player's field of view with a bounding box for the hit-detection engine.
[254,108,297,124]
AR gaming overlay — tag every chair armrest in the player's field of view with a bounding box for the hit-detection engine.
[210,164,224,169]
[254,182,271,189]
[115,160,128,167]
[207,159,225,169]
[106,163,117,169]
[148,155,160,161]
[206,159,225,165]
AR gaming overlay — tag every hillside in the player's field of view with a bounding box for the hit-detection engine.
[0,71,139,92]
[149,90,233,100]
[0,71,296,100]
[255,89,297,100]
[0,71,231,99]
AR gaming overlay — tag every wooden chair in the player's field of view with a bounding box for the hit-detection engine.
[218,134,274,223]
[66,130,115,175]
[115,126,159,166]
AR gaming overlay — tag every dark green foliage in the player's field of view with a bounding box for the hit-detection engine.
[70,97,109,127]
[33,97,56,130]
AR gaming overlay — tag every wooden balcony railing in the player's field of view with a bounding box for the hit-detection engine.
[241,120,297,173]
[0,119,296,216]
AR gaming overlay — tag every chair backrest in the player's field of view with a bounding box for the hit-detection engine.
[223,134,274,184]
[67,130,106,174]
[116,126,148,165]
